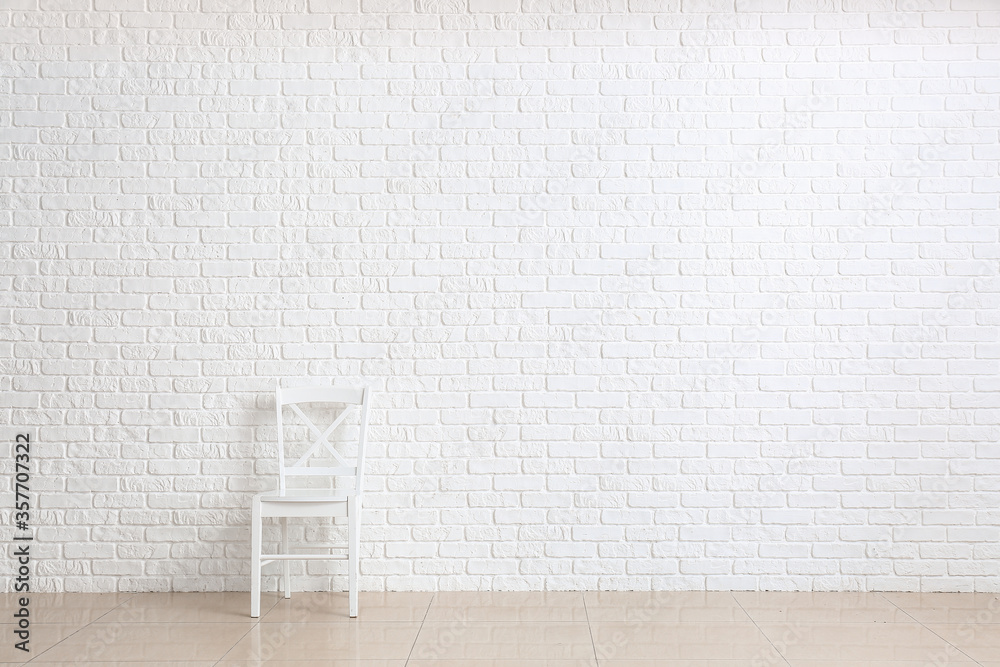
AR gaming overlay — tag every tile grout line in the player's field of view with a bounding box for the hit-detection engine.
[403,591,434,667]
[875,591,985,667]
[23,592,138,665]
[212,592,280,666]
[582,590,600,667]
[875,590,928,625]
[730,591,793,667]
[212,620,259,667]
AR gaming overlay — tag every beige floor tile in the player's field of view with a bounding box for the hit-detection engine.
[261,591,433,623]
[599,662,778,667]
[756,621,964,662]
[30,663,217,667]
[584,591,749,623]
[33,622,251,663]
[0,623,84,665]
[734,591,913,624]
[222,622,420,662]
[425,592,589,623]
[923,622,1000,663]
[0,593,133,625]
[409,661,597,667]
[411,621,595,661]
[881,592,1000,625]
[7,590,994,667]
[784,661,976,666]
[590,622,778,662]
[219,661,406,667]
[99,591,277,624]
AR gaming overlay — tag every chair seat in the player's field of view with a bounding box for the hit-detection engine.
[256,490,357,518]
[258,489,358,502]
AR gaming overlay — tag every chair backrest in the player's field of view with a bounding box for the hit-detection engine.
[274,385,371,496]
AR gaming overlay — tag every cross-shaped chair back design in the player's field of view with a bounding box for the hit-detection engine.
[275,385,370,497]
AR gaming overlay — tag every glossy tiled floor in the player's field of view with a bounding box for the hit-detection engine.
[2,590,999,665]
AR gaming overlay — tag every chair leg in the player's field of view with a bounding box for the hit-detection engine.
[349,496,359,618]
[250,499,261,618]
[281,517,291,599]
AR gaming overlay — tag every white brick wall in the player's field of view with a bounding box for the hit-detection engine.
[1,0,999,594]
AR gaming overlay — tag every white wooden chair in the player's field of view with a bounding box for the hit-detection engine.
[250,384,371,618]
